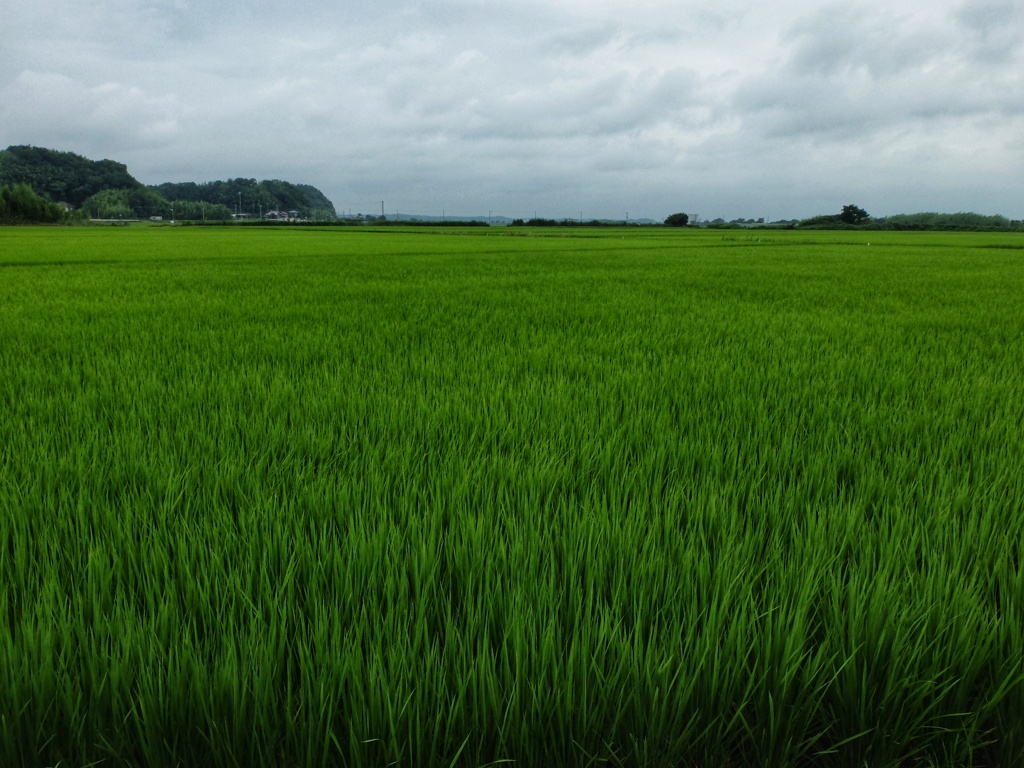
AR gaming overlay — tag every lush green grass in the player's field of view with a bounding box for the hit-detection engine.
[1,225,1023,767]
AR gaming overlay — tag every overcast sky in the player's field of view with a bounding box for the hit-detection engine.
[2,0,1021,220]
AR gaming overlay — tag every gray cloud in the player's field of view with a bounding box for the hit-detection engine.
[1,71,184,151]
[1,0,1021,220]
[731,2,1023,158]
[956,1,1024,63]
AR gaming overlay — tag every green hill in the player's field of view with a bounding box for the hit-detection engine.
[0,145,337,220]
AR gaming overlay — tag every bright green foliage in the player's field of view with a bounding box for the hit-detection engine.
[0,183,67,223]
[81,188,236,220]
[79,188,137,219]
[1,227,1023,767]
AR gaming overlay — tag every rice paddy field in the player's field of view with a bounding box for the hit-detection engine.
[1,224,1023,768]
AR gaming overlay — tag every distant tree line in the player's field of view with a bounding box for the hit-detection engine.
[795,206,1021,231]
[227,217,491,228]
[706,219,777,229]
[75,188,234,221]
[869,212,1021,231]
[509,218,639,227]
[154,178,336,220]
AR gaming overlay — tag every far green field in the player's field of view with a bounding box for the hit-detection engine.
[1,225,1023,768]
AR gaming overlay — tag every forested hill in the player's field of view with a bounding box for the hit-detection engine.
[0,146,140,207]
[0,145,337,220]
[154,179,336,220]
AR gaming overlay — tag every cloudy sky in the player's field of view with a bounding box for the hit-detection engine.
[2,0,1021,220]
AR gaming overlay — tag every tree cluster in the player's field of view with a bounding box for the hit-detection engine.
[797,205,871,229]
[873,212,1019,231]
[796,206,1022,232]
[78,189,235,221]
[155,178,336,220]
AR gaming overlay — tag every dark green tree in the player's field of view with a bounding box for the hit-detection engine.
[127,187,171,218]
[664,212,689,227]
[840,204,870,225]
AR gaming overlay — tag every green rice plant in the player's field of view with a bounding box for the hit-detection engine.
[1,225,1022,767]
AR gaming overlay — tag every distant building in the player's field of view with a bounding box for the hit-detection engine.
[263,210,303,221]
